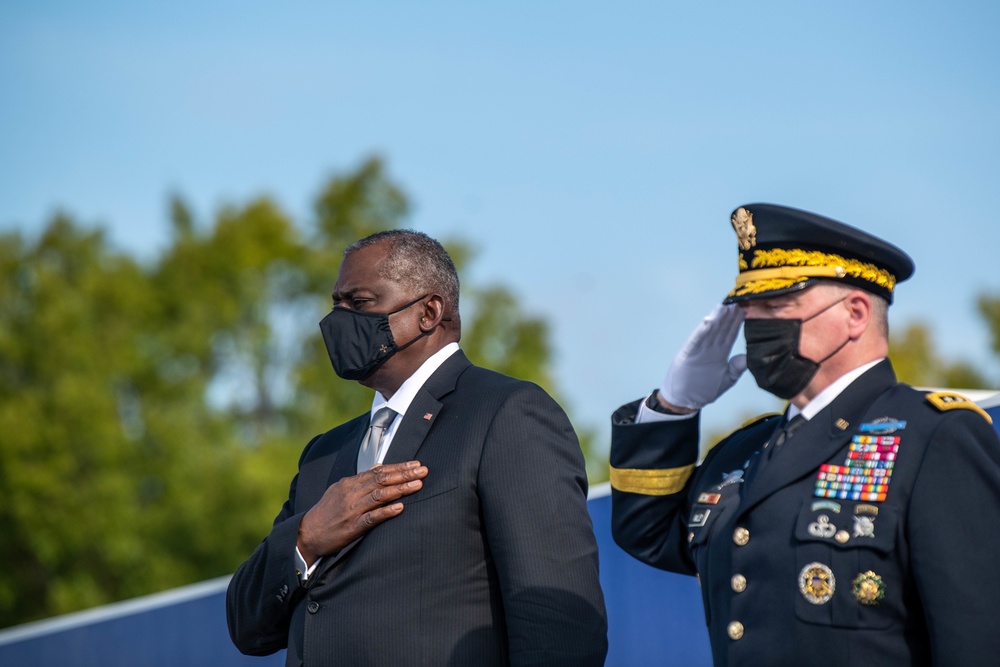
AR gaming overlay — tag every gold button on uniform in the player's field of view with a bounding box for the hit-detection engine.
[835,530,850,544]
[733,527,750,546]
[688,532,695,543]
[731,574,747,592]
[727,621,744,640]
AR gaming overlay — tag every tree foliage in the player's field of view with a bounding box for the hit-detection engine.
[888,321,988,389]
[0,157,592,628]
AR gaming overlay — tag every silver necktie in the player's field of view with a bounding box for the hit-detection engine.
[356,407,398,472]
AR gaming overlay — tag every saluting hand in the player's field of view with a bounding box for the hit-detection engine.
[658,303,747,412]
[297,461,428,566]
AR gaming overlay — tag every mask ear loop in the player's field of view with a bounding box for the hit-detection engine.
[384,297,455,356]
[802,296,851,366]
[387,294,430,316]
[811,333,851,367]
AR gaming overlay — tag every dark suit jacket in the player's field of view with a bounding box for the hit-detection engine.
[227,351,608,666]
[611,360,1000,667]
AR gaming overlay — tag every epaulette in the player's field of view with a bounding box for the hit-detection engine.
[738,412,782,430]
[925,391,993,424]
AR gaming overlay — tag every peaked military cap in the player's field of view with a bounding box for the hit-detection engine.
[723,203,914,304]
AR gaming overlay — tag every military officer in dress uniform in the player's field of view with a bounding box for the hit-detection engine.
[610,203,1000,666]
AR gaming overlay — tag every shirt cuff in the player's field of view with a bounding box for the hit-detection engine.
[636,392,699,423]
[295,547,323,583]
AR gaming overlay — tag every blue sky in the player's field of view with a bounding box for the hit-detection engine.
[3,1,999,448]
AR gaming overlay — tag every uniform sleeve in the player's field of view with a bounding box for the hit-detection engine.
[478,384,608,667]
[609,398,701,574]
[907,409,1000,666]
[225,437,319,656]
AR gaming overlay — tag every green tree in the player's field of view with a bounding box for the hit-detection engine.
[889,321,988,389]
[0,157,597,628]
[978,294,1000,364]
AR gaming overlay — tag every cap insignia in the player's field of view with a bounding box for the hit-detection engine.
[731,207,756,251]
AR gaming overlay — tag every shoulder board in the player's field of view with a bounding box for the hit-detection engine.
[925,391,993,424]
[738,412,782,430]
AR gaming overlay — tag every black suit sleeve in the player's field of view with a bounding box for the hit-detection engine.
[225,437,318,656]
[478,384,608,667]
[908,409,1000,666]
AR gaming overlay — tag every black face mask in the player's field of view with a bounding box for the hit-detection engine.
[744,298,849,400]
[319,295,428,381]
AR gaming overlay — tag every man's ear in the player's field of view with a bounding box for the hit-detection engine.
[419,294,446,332]
[846,290,872,339]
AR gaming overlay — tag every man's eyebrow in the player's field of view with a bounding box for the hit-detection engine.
[332,288,373,300]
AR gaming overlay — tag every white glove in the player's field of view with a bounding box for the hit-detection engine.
[658,303,747,411]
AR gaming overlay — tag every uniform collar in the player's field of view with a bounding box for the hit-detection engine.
[790,358,884,422]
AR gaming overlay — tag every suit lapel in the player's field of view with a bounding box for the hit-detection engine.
[383,391,442,465]
[383,350,468,464]
[739,360,898,514]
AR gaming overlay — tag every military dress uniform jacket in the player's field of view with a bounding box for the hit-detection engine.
[610,360,1000,666]
[227,351,608,667]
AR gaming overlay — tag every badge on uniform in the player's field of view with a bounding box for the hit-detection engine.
[859,418,907,434]
[814,424,902,502]
[799,562,835,605]
[697,492,721,505]
[716,469,744,490]
[852,571,885,605]
[807,514,837,539]
[810,500,841,513]
[853,514,876,538]
[690,509,711,527]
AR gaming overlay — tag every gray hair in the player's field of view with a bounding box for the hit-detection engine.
[345,230,460,318]
[818,281,889,337]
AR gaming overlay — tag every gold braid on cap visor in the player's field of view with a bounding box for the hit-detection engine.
[728,248,897,299]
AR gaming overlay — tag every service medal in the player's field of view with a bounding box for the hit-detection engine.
[799,562,835,605]
[852,571,885,606]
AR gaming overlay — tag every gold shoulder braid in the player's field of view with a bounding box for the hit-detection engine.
[925,391,993,423]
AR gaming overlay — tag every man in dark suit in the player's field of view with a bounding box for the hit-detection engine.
[227,230,607,666]
[610,204,1000,666]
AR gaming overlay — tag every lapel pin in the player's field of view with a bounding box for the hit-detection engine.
[423,413,433,421]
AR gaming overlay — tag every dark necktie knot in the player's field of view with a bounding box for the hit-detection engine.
[772,413,806,449]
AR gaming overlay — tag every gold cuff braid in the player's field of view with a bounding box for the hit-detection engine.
[609,464,695,496]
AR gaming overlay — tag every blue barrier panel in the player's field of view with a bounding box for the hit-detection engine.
[589,483,712,667]
[0,578,284,667]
